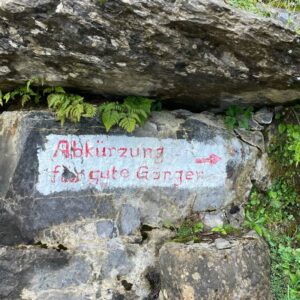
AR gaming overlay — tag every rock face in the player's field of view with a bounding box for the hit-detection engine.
[159,232,272,300]
[0,110,258,244]
[0,246,70,299]
[0,0,299,107]
[0,110,267,299]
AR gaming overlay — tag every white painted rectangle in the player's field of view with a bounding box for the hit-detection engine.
[37,134,232,195]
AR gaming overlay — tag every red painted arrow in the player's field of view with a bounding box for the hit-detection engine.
[195,154,221,165]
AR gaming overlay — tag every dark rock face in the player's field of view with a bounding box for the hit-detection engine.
[0,0,299,107]
[159,232,272,300]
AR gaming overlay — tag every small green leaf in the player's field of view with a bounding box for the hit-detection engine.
[54,86,65,93]
[43,87,54,94]
[4,92,11,103]
[254,224,263,236]
[278,123,287,134]
[21,94,31,107]
[225,116,236,129]
[193,222,204,233]
[239,116,250,129]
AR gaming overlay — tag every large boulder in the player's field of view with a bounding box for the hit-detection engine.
[0,0,299,107]
[0,110,258,244]
[0,110,266,299]
[159,231,272,300]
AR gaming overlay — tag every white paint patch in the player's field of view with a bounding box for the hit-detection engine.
[37,134,238,195]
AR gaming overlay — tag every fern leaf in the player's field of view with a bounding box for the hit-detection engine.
[60,116,66,126]
[64,104,73,118]
[124,96,153,114]
[98,103,107,114]
[73,104,84,122]
[102,110,121,132]
[26,79,32,93]
[99,102,120,113]
[72,96,84,105]
[60,98,71,111]
[127,107,148,119]
[139,109,149,118]
[54,86,65,93]
[21,94,31,107]
[48,94,64,108]
[119,117,136,133]
[10,90,19,99]
[83,103,96,118]
[4,92,11,103]
[43,87,54,94]
[128,112,142,123]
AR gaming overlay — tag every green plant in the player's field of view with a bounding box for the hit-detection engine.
[227,0,300,33]
[0,77,42,107]
[278,245,300,298]
[228,0,264,14]
[278,123,300,166]
[47,89,96,126]
[224,105,253,129]
[98,96,153,133]
[0,79,155,133]
[228,0,300,13]
[245,180,300,299]
[211,224,240,235]
[260,106,300,298]
[172,221,204,243]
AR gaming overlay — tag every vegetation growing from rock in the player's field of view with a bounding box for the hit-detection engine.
[168,217,242,244]
[98,97,153,133]
[245,105,300,299]
[229,0,300,14]
[224,105,253,129]
[169,219,204,243]
[228,0,300,33]
[0,80,154,133]
[167,104,300,299]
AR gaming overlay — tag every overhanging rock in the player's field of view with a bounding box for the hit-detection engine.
[0,0,300,107]
[0,110,258,244]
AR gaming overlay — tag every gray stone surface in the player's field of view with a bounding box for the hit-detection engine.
[0,0,299,107]
[214,238,231,250]
[101,238,133,278]
[254,107,274,125]
[0,110,270,299]
[201,212,224,229]
[0,246,70,300]
[117,205,141,235]
[235,128,265,152]
[29,257,92,290]
[159,232,272,300]
[249,117,264,131]
[0,110,258,244]
[96,219,116,239]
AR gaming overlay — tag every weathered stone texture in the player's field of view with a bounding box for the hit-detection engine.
[159,231,272,300]
[0,110,270,299]
[0,0,299,107]
[0,246,70,300]
[0,110,259,244]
